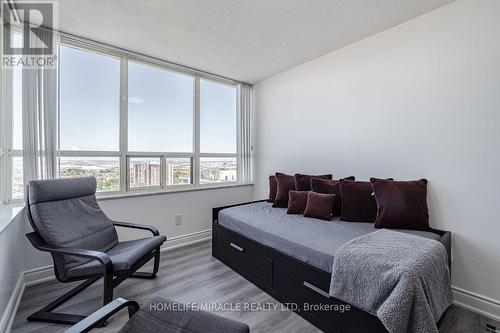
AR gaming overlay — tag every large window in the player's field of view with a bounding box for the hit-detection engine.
[2,36,246,202]
[58,45,122,193]
[128,61,193,152]
[166,158,192,185]
[200,157,237,184]
[59,45,120,151]
[199,79,238,184]
[59,157,120,192]
[12,41,22,151]
[128,157,161,189]
[11,34,23,199]
[12,157,23,200]
[200,79,237,154]
[52,39,242,197]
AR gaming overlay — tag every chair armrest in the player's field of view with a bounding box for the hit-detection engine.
[26,232,112,269]
[112,221,160,236]
[64,298,139,333]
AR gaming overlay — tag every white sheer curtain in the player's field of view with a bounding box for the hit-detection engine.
[22,28,58,187]
[237,83,253,184]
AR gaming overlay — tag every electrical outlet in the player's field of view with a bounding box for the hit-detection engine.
[175,214,183,226]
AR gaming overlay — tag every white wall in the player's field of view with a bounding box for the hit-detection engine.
[253,0,500,319]
[0,209,24,332]
[23,185,253,281]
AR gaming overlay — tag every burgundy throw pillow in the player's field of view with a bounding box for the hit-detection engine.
[371,178,430,230]
[274,173,296,208]
[339,179,379,222]
[268,175,277,203]
[311,176,355,216]
[294,173,333,191]
[287,190,309,214]
[303,192,336,221]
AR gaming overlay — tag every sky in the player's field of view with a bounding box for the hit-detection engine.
[13,42,237,154]
[57,45,237,154]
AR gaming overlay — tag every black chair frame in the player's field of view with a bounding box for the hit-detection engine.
[64,298,140,333]
[25,198,163,326]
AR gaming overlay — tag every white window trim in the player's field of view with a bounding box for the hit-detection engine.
[55,37,246,199]
[2,25,24,204]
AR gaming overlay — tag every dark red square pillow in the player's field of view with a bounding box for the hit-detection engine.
[274,173,296,208]
[339,179,380,222]
[311,176,355,216]
[287,190,309,214]
[303,192,336,221]
[294,173,333,191]
[371,178,430,230]
[267,175,277,203]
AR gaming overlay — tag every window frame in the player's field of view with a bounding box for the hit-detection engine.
[57,41,123,195]
[197,77,239,186]
[55,37,242,198]
[58,43,122,153]
[165,156,194,187]
[1,25,24,204]
[126,58,196,154]
[126,155,163,191]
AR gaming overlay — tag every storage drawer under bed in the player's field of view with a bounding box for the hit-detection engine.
[215,224,386,333]
[215,226,272,285]
[273,263,384,332]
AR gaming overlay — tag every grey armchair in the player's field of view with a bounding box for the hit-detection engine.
[25,177,167,326]
[65,295,250,333]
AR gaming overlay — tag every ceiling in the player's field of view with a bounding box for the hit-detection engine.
[18,0,454,83]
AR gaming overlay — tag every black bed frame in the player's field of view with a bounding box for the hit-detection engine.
[212,200,451,333]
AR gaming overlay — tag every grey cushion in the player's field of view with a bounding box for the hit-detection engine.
[66,236,166,279]
[28,177,97,204]
[28,177,118,280]
[119,295,250,333]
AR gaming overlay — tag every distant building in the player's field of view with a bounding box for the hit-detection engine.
[220,169,236,181]
[133,162,160,186]
[201,165,236,183]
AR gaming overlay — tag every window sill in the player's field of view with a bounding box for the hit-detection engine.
[0,203,24,234]
[97,183,254,201]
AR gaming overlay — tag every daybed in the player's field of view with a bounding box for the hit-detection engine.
[212,200,451,333]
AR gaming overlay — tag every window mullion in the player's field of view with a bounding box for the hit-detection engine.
[160,155,166,189]
[119,55,128,193]
[194,75,201,186]
[236,84,242,183]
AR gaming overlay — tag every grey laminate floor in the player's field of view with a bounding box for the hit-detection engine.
[12,240,500,333]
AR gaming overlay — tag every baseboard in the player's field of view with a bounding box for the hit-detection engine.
[452,286,500,322]
[0,273,25,333]
[160,229,212,252]
[23,229,213,287]
[23,265,55,287]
